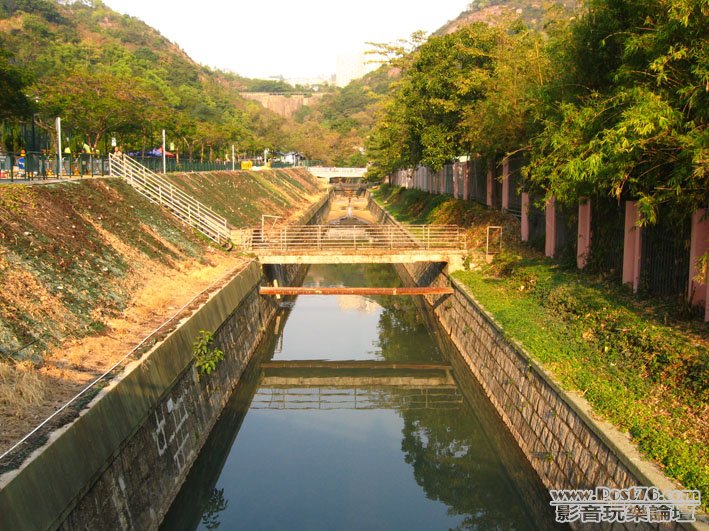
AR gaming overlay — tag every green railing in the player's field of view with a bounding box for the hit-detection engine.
[0,152,110,181]
[0,151,321,182]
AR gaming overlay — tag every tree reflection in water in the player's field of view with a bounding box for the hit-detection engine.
[200,488,228,530]
[400,404,535,530]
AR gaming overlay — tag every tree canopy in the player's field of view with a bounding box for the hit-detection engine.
[366,0,707,221]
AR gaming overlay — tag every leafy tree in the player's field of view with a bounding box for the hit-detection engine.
[462,19,554,159]
[368,24,501,174]
[526,0,708,222]
[33,69,170,151]
[0,51,32,120]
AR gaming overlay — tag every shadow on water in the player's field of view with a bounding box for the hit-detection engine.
[159,317,286,531]
[161,264,567,531]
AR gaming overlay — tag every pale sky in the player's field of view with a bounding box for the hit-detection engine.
[101,0,471,80]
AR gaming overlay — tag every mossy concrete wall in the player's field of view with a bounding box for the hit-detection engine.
[0,261,298,530]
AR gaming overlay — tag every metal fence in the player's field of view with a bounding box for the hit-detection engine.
[589,199,626,279]
[0,151,308,181]
[640,212,691,297]
[0,151,110,180]
[469,158,487,204]
[444,164,454,195]
[506,155,523,217]
[492,162,503,210]
[126,157,291,173]
[527,195,546,252]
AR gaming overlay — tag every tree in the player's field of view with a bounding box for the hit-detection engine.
[33,69,170,151]
[462,20,554,159]
[368,24,501,175]
[525,0,708,222]
[0,52,32,120]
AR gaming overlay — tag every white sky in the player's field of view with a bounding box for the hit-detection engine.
[101,0,471,80]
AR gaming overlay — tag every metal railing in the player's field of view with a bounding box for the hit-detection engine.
[238,224,466,252]
[109,154,231,247]
[0,152,110,180]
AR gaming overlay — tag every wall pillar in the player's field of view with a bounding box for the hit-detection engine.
[577,198,592,269]
[501,157,510,210]
[463,162,469,201]
[521,192,530,242]
[453,163,459,199]
[688,209,709,321]
[545,196,556,258]
[486,161,493,207]
[622,201,643,293]
[440,168,446,195]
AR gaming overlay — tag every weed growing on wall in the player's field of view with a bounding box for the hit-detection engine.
[193,330,224,377]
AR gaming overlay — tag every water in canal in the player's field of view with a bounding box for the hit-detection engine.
[161,264,563,530]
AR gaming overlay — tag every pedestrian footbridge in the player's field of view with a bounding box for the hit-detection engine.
[235,223,468,267]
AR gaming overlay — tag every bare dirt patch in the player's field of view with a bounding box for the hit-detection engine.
[0,249,245,455]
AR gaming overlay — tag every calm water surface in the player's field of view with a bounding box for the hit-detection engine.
[161,264,563,530]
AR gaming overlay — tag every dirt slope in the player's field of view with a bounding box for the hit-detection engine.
[0,169,324,457]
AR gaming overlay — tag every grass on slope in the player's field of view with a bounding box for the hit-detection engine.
[372,184,521,250]
[0,179,207,363]
[164,168,325,227]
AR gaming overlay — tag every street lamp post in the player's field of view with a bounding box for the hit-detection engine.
[55,117,63,177]
[162,129,167,174]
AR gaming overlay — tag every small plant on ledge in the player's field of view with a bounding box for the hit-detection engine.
[193,330,224,377]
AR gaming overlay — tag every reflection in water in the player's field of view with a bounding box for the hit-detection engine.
[161,265,565,531]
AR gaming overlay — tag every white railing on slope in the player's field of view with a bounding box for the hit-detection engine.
[109,154,231,247]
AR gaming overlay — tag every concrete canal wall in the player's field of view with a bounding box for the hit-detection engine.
[371,198,702,530]
[0,192,332,530]
[0,261,300,530]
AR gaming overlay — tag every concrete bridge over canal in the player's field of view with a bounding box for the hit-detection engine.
[236,197,468,269]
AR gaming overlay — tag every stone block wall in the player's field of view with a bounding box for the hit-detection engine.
[0,261,306,530]
[59,284,275,530]
[400,260,701,530]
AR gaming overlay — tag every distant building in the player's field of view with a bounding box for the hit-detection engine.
[336,52,377,87]
[283,74,335,88]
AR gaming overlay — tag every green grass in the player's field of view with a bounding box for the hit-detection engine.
[374,185,709,507]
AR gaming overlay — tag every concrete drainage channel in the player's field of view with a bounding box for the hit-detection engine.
[364,186,706,530]
[0,261,307,530]
[0,193,331,531]
[0,191,704,530]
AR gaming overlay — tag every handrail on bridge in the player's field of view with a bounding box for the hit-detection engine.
[236,224,466,253]
[108,154,231,248]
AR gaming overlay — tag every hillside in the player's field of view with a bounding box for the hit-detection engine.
[435,0,581,34]
[0,168,323,458]
[0,1,291,156]
[163,168,325,227]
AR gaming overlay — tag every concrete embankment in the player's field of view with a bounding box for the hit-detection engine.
[370,199,706,530]
[0,261,298,529]
[0,189,332,530]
